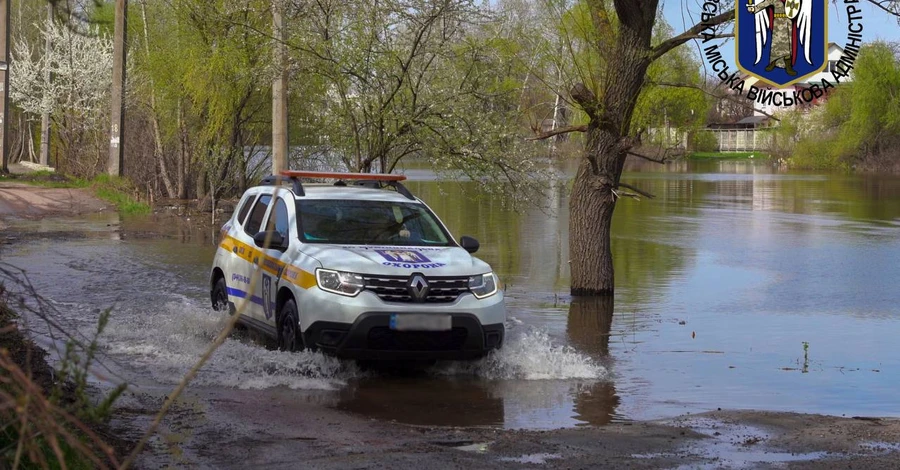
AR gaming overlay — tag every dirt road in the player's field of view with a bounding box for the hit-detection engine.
[0,181,110,226]
[114,385,900,469]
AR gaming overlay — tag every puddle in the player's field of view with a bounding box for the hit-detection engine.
[632,418,827,470]
[499,453,562,464]
[664,418,827,469]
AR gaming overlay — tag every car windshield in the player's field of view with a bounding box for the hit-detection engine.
[297,199,452,246]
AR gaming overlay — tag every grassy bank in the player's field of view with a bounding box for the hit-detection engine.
[0,293,121,468]
[0,172,151,215]
[688,151,769,160]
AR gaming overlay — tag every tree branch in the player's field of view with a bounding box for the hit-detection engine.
[616,182,655,199]
[650,80,782,121]
[570,83,600,119]
[627,149,669,164]
[865,0,900,17]
[527,124,588,141]
[650,10,735,61]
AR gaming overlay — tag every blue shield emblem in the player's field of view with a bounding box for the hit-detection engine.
[736,0,828,87]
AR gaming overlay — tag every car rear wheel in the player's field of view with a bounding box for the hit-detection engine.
[211,277,228,311]
[277,299,303,352]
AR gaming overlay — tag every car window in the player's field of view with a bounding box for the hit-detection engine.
[265,198,291,241]
[235,194,255,226]
[244,194,272,236]
[297,199,451,246]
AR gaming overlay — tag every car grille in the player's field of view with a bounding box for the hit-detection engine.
[361,275,469,303]
[367,327,468,351]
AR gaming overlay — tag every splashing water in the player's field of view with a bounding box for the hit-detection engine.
[429,329,607,380]
[98,300,606,390]
[100,300,356,390]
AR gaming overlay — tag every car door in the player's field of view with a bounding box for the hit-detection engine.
[220,192,257,310]
[253,195,294,327]
[237,192,273,321]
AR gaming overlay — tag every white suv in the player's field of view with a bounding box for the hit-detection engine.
[209,171,505,360]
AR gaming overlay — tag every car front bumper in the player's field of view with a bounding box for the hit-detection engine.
[303,312,505,360]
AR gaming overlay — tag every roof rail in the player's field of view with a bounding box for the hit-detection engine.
[260,170,416,200]
[259,174,305,196]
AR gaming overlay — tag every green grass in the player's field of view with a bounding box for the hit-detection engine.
[688,151,769,160]
[90,175,152,215]
[1,172,151,215]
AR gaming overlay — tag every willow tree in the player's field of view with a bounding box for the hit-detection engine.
[524,1,729,295]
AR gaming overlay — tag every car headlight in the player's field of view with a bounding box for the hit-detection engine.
[468,273,498,299]
[316,269,364,297]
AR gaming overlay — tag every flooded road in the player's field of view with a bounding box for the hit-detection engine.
[4,159,900,431]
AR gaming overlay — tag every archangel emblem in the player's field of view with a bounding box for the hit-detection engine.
[737,0,827,87]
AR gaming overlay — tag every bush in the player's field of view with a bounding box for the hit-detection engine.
[688,130,718,152]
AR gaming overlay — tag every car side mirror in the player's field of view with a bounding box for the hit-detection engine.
[253,231,287,251]
[460,236,479,254]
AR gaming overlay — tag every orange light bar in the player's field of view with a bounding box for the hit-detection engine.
[280,170,407,182]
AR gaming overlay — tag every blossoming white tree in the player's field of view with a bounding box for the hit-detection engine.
[10,19,113,172]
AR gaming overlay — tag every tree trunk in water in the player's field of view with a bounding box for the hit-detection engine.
[569,142,621,296]
[568,4,654,296]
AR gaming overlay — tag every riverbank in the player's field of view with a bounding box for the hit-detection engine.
[0,295,127,468]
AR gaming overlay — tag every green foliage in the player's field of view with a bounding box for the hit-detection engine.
[688,131,719,153]
[632,22,708,136]
[788,42,900,170]
[89,175,151,215]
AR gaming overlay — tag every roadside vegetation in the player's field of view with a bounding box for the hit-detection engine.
[0,266,124,469]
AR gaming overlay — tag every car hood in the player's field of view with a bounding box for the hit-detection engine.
[299,244,492,277]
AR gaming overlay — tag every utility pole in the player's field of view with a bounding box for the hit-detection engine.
[0,0,10,174]
[272,0,288,174]
[108,0,127,176]
[39,3,51,166]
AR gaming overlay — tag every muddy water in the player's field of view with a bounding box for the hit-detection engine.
[4,159,900,429]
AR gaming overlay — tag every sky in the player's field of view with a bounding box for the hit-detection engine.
[661,0,900,67]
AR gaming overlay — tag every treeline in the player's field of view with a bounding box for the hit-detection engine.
[777,42,900,172]
[8,0,708,200]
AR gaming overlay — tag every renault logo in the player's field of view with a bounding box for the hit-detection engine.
[407,273,429,302]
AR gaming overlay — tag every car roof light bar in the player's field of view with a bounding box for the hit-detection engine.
[261,171,416,200]
[281,170,407,182]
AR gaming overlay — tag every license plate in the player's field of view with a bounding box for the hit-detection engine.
[389,313,452,331]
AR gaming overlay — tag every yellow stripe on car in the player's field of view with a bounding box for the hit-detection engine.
[219,235,315,289]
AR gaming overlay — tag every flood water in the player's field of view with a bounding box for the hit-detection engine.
[4,159,900,429]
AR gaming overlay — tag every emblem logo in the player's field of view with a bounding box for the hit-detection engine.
[407,273,429,302]
[737,0,828,87]
[377,249,431,264]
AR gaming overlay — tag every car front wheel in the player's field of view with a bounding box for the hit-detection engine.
[277,299,303,352]
[211,277,228,312]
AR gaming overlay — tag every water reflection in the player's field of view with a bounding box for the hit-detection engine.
[567,297,619,426]
[337,377,504,427]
